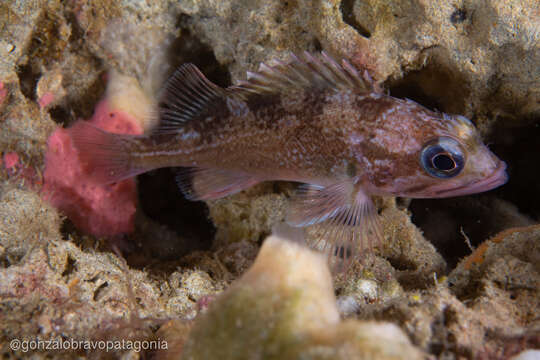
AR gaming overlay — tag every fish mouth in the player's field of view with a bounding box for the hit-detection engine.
[432,160,508,198]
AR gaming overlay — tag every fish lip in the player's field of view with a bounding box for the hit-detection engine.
[433,160,508,198]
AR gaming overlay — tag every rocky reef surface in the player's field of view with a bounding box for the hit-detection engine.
[0,0,538,359]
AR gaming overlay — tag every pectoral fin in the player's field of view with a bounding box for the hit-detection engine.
[286,182,383,271]
[286,182,355,227]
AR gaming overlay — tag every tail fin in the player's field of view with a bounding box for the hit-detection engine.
[69,121,146,184]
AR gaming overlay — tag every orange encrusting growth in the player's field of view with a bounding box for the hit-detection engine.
[463,225,540,270]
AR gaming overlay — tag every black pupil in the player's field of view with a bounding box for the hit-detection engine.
[420,137,464,178]
[432,153,455,171]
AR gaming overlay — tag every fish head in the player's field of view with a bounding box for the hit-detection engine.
[353,100,508,198]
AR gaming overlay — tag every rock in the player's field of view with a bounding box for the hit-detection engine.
[0,183,62,264]
[450,224,540,336]
[350,0,539,122]
[181,234,423,360]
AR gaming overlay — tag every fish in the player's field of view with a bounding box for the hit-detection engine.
[70,52,508,268]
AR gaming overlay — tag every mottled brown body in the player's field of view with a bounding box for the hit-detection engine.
[70,52,507,270]
[130,89,453,195]
[132,91,345,183]
[132,90,359,183]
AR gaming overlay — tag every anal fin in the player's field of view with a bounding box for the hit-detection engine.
[176,168,260,201]
[286,182,383,272]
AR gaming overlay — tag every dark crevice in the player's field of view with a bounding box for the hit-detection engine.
[340,0,371,38]
[389,79,442,112]
[489,119,540,218]
[387,62,470,114]
[93,282,109,301]
[450,8,468,24]
[60,219,79,242]
[386,256,417,272]
[409,192,527,269]
[312,38,323,52]
[49,105,72,126]
[137,168,216,254]
[168,22,231,87]
[61,255,77,277]
[16,63,40,101]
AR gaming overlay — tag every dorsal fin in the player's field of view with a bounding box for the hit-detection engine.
[231,51,377,99]
[155,53,377,134]
[156,64,232,134]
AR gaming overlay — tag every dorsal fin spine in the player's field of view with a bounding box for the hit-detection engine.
[321,53,356,88]
[156,63,229,134]
[156,53,376,134]
[232,52,375,98]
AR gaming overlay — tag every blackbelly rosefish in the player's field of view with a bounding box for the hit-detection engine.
[70,52,508,266]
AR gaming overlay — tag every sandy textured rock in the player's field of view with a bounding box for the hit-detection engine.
[0,237,227,358]
[378,198,446,286]
[0,183,62,265]
[180,234,423,360]
[207,183,289,246]
[350,0,540,121]
[450,225,540,340]
[336,225,540,358]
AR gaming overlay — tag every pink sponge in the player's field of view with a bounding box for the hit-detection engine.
[2,151,39,182]
[42,98,144,237]
[3,152,20,171]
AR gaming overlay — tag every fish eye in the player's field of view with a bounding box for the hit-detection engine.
[420,137,465,178]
